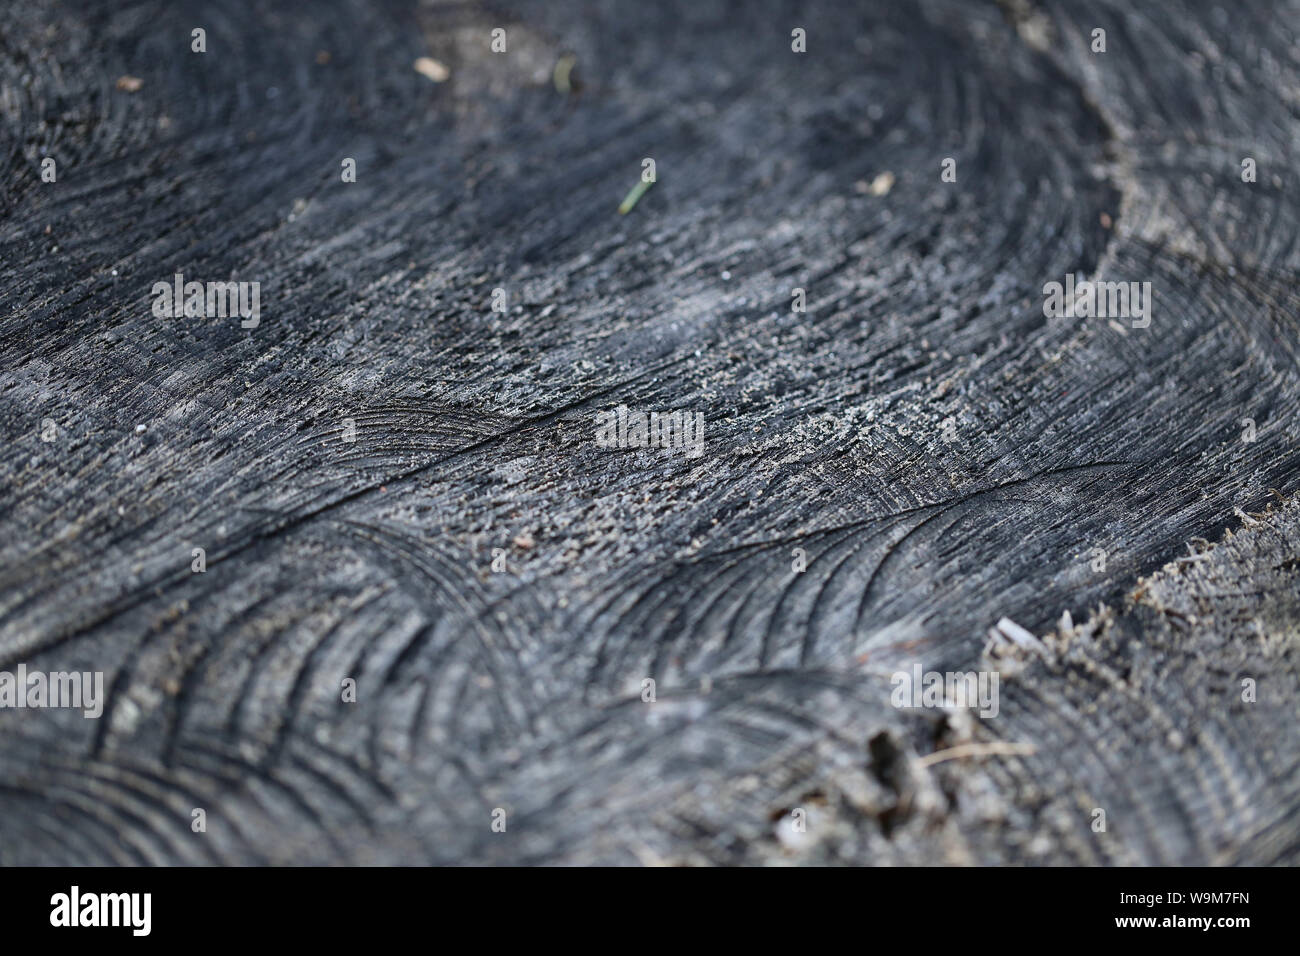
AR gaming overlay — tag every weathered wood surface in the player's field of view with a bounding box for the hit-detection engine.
[1,0,1298,864]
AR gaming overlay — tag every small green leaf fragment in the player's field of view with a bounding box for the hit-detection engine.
[554,54,577,94]
[618,177,654,215]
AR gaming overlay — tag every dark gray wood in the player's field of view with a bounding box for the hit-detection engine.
[1,0,1297,864]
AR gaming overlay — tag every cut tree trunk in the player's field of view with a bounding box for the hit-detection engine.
[0,0,1297,864]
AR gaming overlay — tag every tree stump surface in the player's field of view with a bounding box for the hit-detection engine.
[1,0,1298,864]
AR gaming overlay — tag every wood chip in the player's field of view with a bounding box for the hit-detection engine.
[414,57,450,83]
[918,741,1037,767]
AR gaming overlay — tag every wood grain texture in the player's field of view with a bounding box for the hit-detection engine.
[1,0,1298,864]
